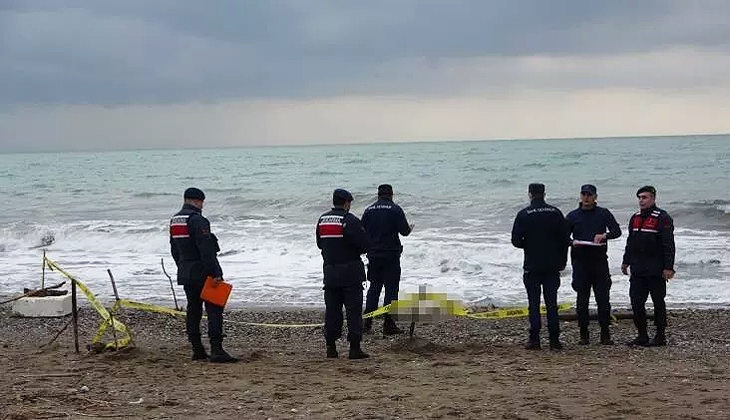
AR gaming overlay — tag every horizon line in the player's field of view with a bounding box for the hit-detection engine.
[1,132,728,155]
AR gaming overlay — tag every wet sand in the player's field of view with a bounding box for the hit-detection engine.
[1,306,730,420]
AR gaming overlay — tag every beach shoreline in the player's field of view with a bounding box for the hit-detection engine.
[2,306,730,419]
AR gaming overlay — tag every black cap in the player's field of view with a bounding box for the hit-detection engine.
[333,188,354,203]
[580,184,597,195]
[636,185,656,197]
[378,184,393,196]
[184,187,205,201]
[528,183,545,195]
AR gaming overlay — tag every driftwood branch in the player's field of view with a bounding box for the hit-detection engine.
[0,281,66,305]
[17,372,81,378]
[72,412,134,418]
[42,317,75,348]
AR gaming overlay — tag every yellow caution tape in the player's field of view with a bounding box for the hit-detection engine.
[459,302,573,319]
[114,299,185,317]
[117,299,324,328]
[43,256,580,344]
[44,257,133,351]
[362,304,392,319]
[363,291,573,321]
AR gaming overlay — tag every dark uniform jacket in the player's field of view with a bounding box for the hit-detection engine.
[316,208,369,287]
[567,205,622,263]
[361,197,412,260]
[511,198,570,273]
[622,205,675,277]
[170,204,223,285]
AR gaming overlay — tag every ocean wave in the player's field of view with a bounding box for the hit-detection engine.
[206,187,252,194]
[342,158,370,164]
[671,204,730,230]
[132,192,177,198]
[491,178,516,186]
[675,259,721,268]
[261,160,295,167]
[310,170,341,176]
[522,162,547,168]
[470,166,496,173]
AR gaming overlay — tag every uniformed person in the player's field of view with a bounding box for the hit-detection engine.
[361,184,413,335]
[316,188,370,359]
[566,184,621,345]
[170,188,237,363]
[511,183,570,350]
[622,185,676,347]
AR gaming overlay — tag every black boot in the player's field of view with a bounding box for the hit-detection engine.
[524,339,541,350]
[348,340,369,360]
[382,315,403,336]
[363,318,373,335]
[549,332,563,351]
[326,340,338,358]
[627,330,650,347]
[649,327,666,347]
[578,326,590,345]
[524,330,541,350]
[190,336,209,361]
[209,341,239,363]
[600,326,614,345]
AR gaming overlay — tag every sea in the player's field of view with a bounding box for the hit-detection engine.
[1,135,728,309]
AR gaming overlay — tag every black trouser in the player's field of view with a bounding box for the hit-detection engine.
[364,257,401,316]
[572,260,612,331]
[324,285,363,343]
[630,274,667,337]
[523,271,560,340]
[184,281,224,344]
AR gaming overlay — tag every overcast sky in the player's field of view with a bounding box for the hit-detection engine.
[1,1,730,152]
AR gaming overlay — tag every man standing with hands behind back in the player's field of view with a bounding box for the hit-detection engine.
[622,185,676,347]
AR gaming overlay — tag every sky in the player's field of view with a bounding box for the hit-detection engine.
[1,1,730,152]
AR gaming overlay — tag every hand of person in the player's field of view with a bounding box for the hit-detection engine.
[662,269,675,281]
[593,233,607,244]
[409,223,415,232]
[211,276,223,287]
[621,264,629,275]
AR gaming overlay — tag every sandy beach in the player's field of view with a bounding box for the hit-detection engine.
[1,305,730,420]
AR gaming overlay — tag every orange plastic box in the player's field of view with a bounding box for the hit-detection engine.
[200,276,232,308]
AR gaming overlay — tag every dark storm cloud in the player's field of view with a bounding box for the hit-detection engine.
[1,0,729,105]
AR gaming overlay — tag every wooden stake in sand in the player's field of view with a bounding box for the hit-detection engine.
[107,269,120,301]
[161,258,180,311]
[42,249,46,289]
[107,269,121,350]
[71,279,80,353]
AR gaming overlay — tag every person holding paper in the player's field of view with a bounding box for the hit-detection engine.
[566,184,622,345]
[170,188,238,363]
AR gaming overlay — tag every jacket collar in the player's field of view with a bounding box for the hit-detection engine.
[182,203,201,213]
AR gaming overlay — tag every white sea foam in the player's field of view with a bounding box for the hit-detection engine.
[1,219,728,308]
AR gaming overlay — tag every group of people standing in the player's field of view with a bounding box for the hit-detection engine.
[169,181,675,362]
[315,184,413,359]
[512,183,675,351]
